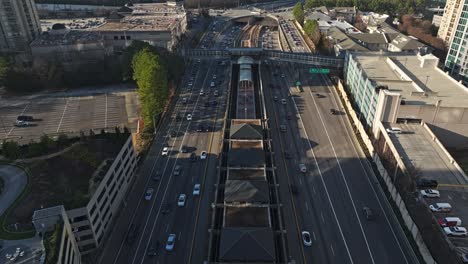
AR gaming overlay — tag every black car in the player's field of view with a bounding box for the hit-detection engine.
[416,179,438,189]
[152,171,161,181]
[197,125,203,132]
[161,203,171,215]
[190,153,197,162]
[147,241,160,256]
[211,100,218,106]
[330,108,337,115]
[181,145,188,153]
[362,207,374,220]
[284,151,291,159]
[126,224,138,244]
[16,115,34,122]
[170,130,177,137]
[205,125,210,132]
[204,102,210,107]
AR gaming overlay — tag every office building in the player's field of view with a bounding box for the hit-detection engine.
[344,51,468,148]
[0,0,41,53]
[437,0,464,44]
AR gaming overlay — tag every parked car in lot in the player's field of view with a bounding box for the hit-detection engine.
[281,98,287,105]
[301,231,312,246]
[439,217,462,227]
[173,165,181,176]
[177,194,186,207]
[162,147,169,156]
[417,179,438,189]
[193,184,201,196]
[17,115,34,122]
[15,120,30,127]
[444,226,467,237]
[386,127,402,134]
[190,153,197,162]
[145,188,154,201]
[165,234,176,251]
[200,151,207,160]
[429,203,452,212]
[420,189,440,198]
[187,114,193,121]
[181,145,188,153]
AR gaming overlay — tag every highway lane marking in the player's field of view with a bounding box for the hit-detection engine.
[187,61,228,264]
[320,73,410,264]
[313,186,316,195]
[299,177,302,185]
[305,202,309,212]
[110,61,201,264]
[165,224,169,232]
[178,232,181,240]
[312,232,316,240]
[291,92,354,264]
[136,61,215,264]
[331,245,335,256]
[307,85,376,264]
[56,98,68,133]
[105,93,108,129]
[321,212,325,223]
[265,65,308,264]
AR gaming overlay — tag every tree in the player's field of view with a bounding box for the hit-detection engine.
[303,20,321,46]
[305,0,322,10]
[2,141,20,160]
[0,56,9,85]
[132,48,168,131]
[293,3,305,26]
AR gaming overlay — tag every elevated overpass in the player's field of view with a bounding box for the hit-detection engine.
[182,48,344,69]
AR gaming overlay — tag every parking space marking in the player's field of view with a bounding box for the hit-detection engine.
[56,99,68,133]
[105,93,108,129]
[331,245,335,256]
[305,202,309,212]
[5,104,29,139]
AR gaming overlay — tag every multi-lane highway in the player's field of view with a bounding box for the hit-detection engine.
[261,61,414,264]
[99,18,232,264]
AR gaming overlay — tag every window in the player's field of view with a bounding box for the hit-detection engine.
[97,188,107,203]
[80,234,94,241]
[90,204,97,216]
[77,225,91,232]
[73,215,88,222]
[79,243,97,252]
[126,36,131,40]
[114,36,118,40]
[120,36,125,40]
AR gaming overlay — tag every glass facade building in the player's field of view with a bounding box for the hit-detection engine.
[444,1,468,84]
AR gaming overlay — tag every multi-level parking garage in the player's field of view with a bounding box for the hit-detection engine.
[207,55,289,263]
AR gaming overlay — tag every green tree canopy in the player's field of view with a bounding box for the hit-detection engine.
[303,19,321,45]
[132,48,168,131]
[0,56,9,85]
[293,2,305,25]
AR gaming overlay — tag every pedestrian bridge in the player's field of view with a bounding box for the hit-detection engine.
[182,48,344,69]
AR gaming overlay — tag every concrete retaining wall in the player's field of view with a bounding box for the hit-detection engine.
[336,80,437,264]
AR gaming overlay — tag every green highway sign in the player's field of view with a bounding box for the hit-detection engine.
[309,68,330,74]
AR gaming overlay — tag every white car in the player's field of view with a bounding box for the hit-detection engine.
[144,188,154,201]
[193,184,201,196]
[301,231,312,246]
[177,194,186,207]
[200,151,207,160]
[161,147,169,156]
[187,114,193,121]
[299,164,307,173]
[444,226,468,237]
[165,234,176,251]
[420,189,440,198]
[281,99,287,105]
[386,127,402,134]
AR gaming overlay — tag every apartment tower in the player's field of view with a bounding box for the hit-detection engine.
[0,0,41,53]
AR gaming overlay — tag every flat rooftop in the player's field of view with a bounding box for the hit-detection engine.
[227,168,266,181]
[224,206,270,227]
[387,123,467,185]
[95,16,179,32]
[31,30,103,46]
[352,52,468,107]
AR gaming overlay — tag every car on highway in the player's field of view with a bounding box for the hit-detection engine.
[284,150,291,159]
[145,188,154,201]
[162,147,169,156]
[187,114,193,121]
[177,194,186,207]
[161,203,171,215]
[126,224,138,244]
[152,171,161,181]
[190,153,197,162]
[165,234,176,251]
[281,99,287,105]
[200,151,208,160]
[299,164,307,173]
[280,125,287,132]
[174,165,181,176]
[281,73,285,78]
[181,145,188,153]
[182,98,188,104]
[444,226,468,237]
[214,90,219,97]
[193,184,201,196]
[170,130,177,137]
[147,241,160,256]
[197,124,204,132]
[416,178,438,189]
[200,90,205,96]
[362,206,374,220]
[287,112,293,120]
[273,96,278,101]
[301,231,312,246]
[420,189,440,198]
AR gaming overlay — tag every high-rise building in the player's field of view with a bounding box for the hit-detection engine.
[0,0,41,53]
[445,1,468,84]
[438,0,464,43]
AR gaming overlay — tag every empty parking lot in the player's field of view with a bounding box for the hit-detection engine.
[0,86,139,144]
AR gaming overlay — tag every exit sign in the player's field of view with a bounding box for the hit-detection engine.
[309,68,330,74]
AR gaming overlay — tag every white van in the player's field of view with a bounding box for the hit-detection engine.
[429,203,452,212]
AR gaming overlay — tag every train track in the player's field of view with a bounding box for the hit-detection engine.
[235,24,263,48]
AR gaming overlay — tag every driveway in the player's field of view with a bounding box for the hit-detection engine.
[0,164,27,216]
